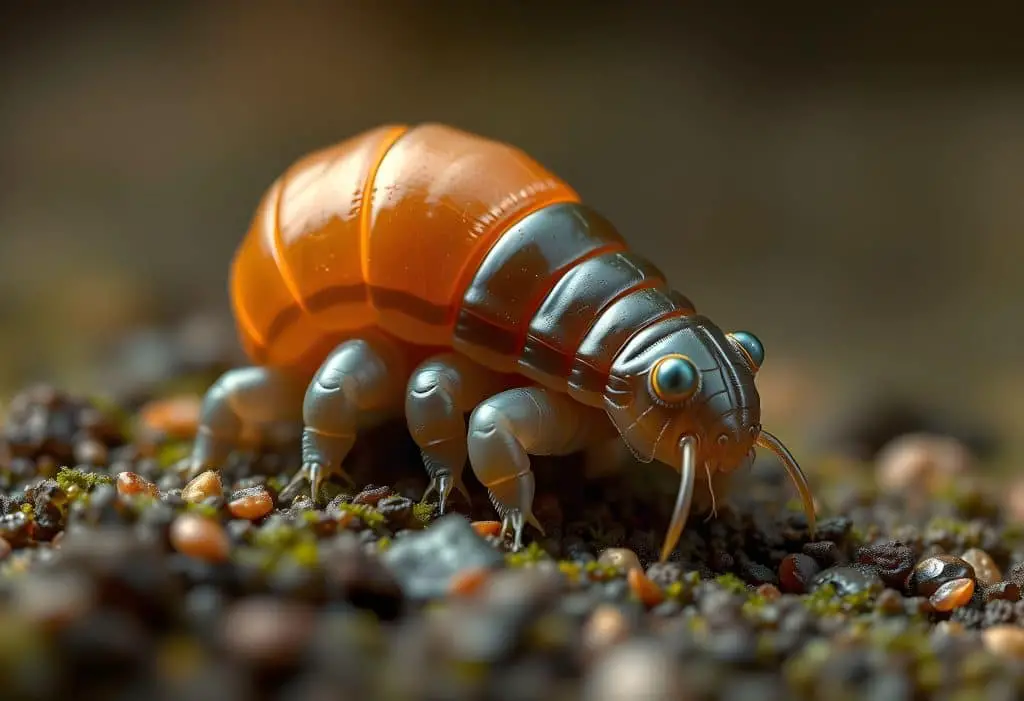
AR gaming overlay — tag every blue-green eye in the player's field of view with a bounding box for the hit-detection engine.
[729,331,764,370]
[649,354,700,404]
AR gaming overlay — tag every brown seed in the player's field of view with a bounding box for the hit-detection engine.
[929,577,975,612]
[961,548,1001,588]
[181,470,223,503]
[228,487,273,520]
[627,567,665,607]
[982,625,1024,660]
[582,603,631,655]
[116,471,159,498]
[138,395,201,439]
[169,514,230,562]
[471,520,502,538]
[598,548,643,574]
[908,555,975,598]
[448,567,491,597]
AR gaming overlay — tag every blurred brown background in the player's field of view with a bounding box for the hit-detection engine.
[1,3,1023,458]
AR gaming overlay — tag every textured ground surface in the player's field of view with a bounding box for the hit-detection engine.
[2,352,1024,701]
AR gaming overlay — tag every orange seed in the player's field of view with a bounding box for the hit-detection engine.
[182,470,223,503]
[116,471,159,498]
[138,395,201,439]
[170,514,230,563]
[448,567,491,597]
[472,520,502,538]
[627,568,665,607]
[929,577,975,612]
[228,488,273,520]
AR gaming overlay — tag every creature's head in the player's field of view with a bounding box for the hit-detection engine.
[603,313,815,562]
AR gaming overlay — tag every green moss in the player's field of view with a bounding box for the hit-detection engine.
[410,501,435,528]
[801,582,878,617]
[185,502,219,518]
[287,540,320,568]
[253,523,303,550]
[18,503,32,516]
[581,559,622,580]
[714,573,749,595]
[505,542,551,567]
[333,503,386,529]
[376,536,392,552]
[156,442,192,469]
[56,466,113,493]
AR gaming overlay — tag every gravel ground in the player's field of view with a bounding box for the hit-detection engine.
[3,347,1024,700]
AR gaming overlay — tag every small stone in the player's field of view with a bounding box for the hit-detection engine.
[779,554,821,594]
[935,620,965,637]
[169,514,230,563]
[756,583,782,601]
[855,540,915,589]
[181,471,223,503]
[908,555,975,598]
[811,565,884,597]
[598,548,643,574]
[961,548,1001,588]
[116,471,159,498]
[379,514,503,601]
[221,597,314,668]
[73,439,108,466]
[982,625,1024,660]
[874,588,905,615]
[985,581,1020,603]
[582,637,686,701]
[227,487,273,520]
[929,577,975,612]
[582,604,631,655]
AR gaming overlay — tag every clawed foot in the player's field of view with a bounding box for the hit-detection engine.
[420,466,471,515]
[495,505,545,552]
[279,461,355,504]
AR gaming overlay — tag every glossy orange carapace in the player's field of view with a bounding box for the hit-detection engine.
[230,123,579,375]
[191,122,816,561]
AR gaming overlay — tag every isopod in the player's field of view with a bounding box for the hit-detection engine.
[184,123,816,561]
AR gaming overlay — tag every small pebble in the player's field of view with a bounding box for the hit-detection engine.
[169,514,230,563]
[582,637,686,701]
[598,547,643,574]
[228,487,274,520]
[982,625,1024,660]
[961,548,1001,588]
[779,554,821,594]
[582,603,631,655]
[985,581,1021,603]
[181,470,223,503]
[929,577,975,612]
[874,588,905,615]
[116,471,159,498]
[221,597,314,667]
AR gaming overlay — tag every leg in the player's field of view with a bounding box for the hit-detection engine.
[280,333,409,504]
[467,386,611,550]
[186,366,307,479]
[405,353,509,514]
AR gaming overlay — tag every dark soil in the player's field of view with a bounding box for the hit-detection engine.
[2,361,1024,700]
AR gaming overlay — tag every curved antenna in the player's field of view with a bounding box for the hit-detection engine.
[756,429,817,538]
[659,435,697,563]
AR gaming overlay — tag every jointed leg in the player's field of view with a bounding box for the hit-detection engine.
[281,334,408,503]
[467,386,612,550]
[186,366,307,480]
[405,353,509,514]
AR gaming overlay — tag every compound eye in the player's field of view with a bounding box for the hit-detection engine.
[728,331,764,371]
[649,354,700,404]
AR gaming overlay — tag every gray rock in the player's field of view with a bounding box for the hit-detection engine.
[379,514,504,600]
